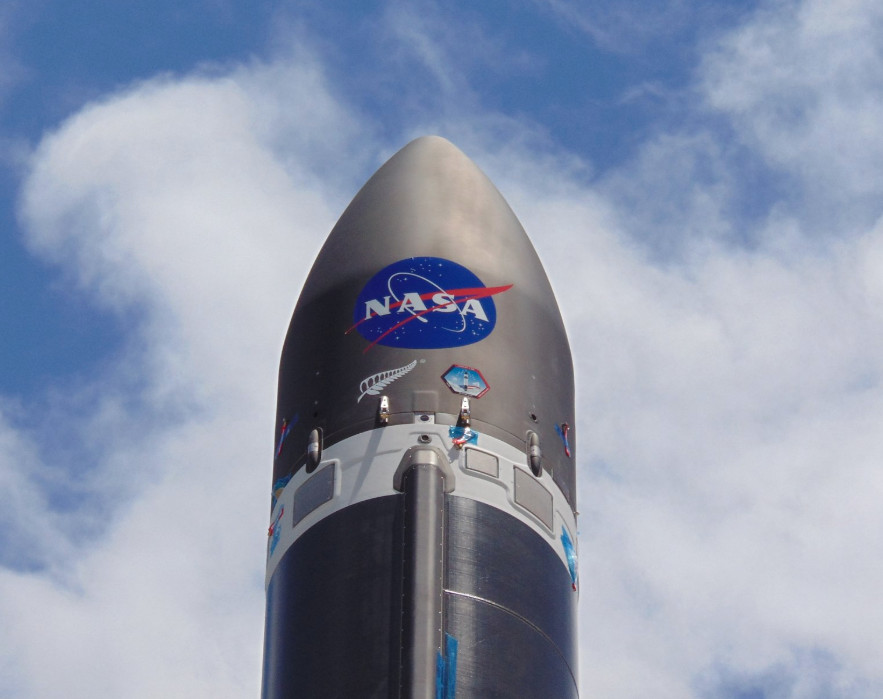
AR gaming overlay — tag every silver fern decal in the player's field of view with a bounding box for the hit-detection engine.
[357,360,418,402]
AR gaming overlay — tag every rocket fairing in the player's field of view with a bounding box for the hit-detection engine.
[262,137,578,698]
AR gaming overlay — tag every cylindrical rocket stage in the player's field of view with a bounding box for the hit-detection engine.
[262,136,579,698]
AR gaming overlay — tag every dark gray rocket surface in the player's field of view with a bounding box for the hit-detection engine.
[262,136,578,698]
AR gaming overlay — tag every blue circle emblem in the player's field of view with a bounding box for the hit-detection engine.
[350,257,511,350]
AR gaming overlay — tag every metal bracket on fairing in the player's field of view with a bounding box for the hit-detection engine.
[378,395,391,424]
[457,397,471,426]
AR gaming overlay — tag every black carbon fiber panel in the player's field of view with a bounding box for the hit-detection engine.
[445,496,578,695]
[445,593,579,698]
[262,496,403,699]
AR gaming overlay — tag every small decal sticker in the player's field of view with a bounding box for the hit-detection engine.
[275,415,298,460]
[449,425,478,448]
[555,422,572,458]
[357,359,418,402]
[268,506,285,556]
[442,365,489,398]
[348,257,512,352]
[561,525,578,591]
[271,474,292,508]
[436,632,458,699]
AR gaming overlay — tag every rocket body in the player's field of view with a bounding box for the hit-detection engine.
[262,137,578,698]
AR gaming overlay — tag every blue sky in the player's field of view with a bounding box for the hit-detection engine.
[3,0,883,697]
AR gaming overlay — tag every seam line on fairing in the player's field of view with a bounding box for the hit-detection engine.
[443,589,578,691]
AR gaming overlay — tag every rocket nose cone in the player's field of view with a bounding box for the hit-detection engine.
[299,136,557,315]
[278,137,576,507]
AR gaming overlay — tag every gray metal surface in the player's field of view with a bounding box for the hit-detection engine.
[292,463,335,527]
[513,466,554,529]
[464,448,499,477]
[266,426,577,586]
[399,460,446,698]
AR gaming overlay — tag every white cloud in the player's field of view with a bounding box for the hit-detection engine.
[702,0,883,223]
[2,53,353,698]
[452,3,883,690]
[496,173,883,695]
[5,1,883,697]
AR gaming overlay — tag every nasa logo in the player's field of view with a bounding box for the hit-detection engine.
[349,257,512,351]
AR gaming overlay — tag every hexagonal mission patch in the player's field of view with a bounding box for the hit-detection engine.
[441,365,489,398]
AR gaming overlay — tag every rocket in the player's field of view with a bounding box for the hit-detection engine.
[262,137,578,698]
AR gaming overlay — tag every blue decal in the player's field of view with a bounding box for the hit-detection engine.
[349,257,512,351]
[444,633,458,699]
[436,651,445,699]
[436,633,458,699]
[271,475,292,509]
[561,525,578,590]
[449,425,478,447]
